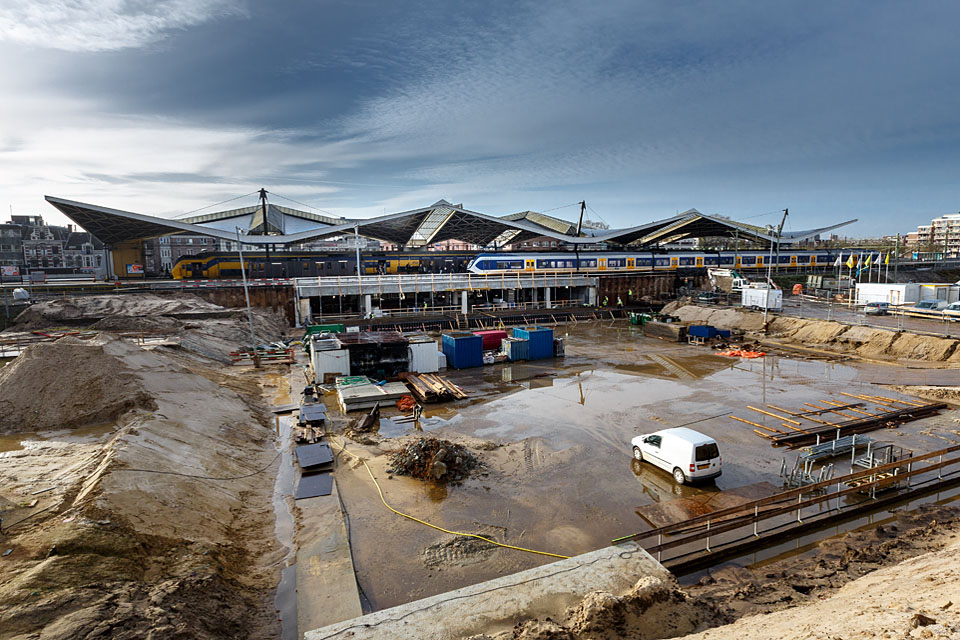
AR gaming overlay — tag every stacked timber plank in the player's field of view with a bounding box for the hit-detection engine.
[336,376,409,412]
[404,374,469,403]
[731,392,947,448]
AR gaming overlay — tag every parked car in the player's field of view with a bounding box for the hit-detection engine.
[943,301,960,321]
[864,301,889,316]
[630,427,722,484]
[914,300,948,310]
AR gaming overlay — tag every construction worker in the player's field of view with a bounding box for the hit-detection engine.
[423,300,428,312]
[617,296,623,309]
[628,289,633,300]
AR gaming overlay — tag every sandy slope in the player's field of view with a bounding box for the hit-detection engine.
[676,536,960,640]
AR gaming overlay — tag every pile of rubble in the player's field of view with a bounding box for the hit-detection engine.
[387,438,481,482]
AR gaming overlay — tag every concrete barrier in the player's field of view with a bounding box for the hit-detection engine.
[304,541,670,640]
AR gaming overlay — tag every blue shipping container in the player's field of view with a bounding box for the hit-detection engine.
[441,333,484,369]
[504,338,530,362]
[687,325,717,339]
[512,326,554,360]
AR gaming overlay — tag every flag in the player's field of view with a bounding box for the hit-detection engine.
[846,254,855,269]
[885,253,890,265]
[864,254,872,267]
[834,254,842,267]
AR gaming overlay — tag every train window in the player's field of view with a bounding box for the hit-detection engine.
[742,256,755,264]
[719,256,734,265]
[638,257,652,266]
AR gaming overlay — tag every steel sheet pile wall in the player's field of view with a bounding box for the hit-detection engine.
[511,326,554,360]
[442,333,484,369]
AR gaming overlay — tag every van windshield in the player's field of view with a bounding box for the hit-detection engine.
[695,443,719,461]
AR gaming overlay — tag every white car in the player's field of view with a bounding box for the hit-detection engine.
[631,427,722,484]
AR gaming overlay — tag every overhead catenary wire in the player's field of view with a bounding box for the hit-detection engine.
[171,191,261,219]
[329,436,569,560]
[269,191,343,219]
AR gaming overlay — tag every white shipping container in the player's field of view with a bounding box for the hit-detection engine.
[854,282,960,306]
[311,348,351,384]
[407,341,439,373]
[741,286,782,310]
[437,351,447,370]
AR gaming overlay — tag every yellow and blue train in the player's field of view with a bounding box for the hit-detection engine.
[466,250,839,274]
[171,250,477,279]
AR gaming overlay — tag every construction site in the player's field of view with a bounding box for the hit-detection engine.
[3,200,960,640]
[1,281,960,640]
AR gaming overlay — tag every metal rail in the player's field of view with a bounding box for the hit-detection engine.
[614,442,960,546]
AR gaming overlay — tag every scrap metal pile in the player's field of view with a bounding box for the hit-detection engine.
[387,438,481,482]
[732,392,947,448]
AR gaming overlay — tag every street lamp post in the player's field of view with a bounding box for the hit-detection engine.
[236,227,260,367]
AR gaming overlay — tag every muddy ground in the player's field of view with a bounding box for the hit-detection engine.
[663,301,960,365]
[0,326,287,639]
[469,503,960,639]
[328,321,960,611]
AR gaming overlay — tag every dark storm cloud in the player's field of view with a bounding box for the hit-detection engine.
[2,0,959,232]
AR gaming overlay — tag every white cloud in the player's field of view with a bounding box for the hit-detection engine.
[0,0,246,52]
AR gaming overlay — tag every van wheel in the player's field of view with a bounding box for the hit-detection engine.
[632,446,643,461]
[673,468,686,484]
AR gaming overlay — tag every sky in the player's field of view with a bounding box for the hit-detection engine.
[1,1,959,238]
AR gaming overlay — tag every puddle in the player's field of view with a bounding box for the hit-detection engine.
[272,413,297,640]
[0,422,117,453]
[378,416,450,438]
[339,325,960,611]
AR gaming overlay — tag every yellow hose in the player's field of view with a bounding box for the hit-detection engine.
[329,436,569,560]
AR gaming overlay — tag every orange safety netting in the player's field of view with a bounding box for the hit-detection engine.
[396,395,417,411]
[716,349,766,358]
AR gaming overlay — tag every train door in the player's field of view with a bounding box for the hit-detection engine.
[524,259,535,272]
[735,255,742,268]
[695,256,703,267]
[756,256,764,267]
[790,255,797,267]
[670,257,678,270]
[598,257,607,271]
[627,257,635,270]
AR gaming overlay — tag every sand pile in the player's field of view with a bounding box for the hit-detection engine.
[0,335,154,434]
[472,574,718,640]
[13,293,231,328]
[668,304,960,363]
[388,438,481,482]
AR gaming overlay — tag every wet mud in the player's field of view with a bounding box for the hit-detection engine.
[336,321,960,611]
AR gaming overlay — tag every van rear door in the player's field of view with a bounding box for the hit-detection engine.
[693,442,720,476]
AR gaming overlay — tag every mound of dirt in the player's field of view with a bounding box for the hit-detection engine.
[13,293,231,329]
[671,304,960,364]
[472,574,719,640]
[388,438,481,482]
[90,314,182,332]
[0,335,155,434]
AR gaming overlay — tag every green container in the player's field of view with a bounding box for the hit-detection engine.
[305,323,346,335]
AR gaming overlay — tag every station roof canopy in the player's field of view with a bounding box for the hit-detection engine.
[589,209,858,247]
[44,196,856,249]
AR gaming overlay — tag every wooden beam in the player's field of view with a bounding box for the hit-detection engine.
[747,406,803,425]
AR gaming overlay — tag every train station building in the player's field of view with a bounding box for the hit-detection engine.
[44,194,855,279]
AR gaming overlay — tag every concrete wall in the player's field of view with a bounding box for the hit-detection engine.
[304,541,670,640]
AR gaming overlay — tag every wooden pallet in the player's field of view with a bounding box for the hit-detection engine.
[405,373,469,403]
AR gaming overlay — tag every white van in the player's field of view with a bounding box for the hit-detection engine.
[631,427,722,484]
